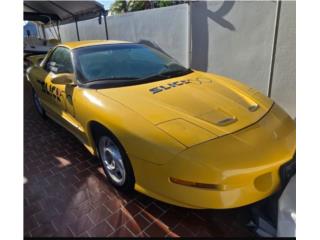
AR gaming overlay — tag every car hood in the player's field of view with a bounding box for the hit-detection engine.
[97,71,274,146]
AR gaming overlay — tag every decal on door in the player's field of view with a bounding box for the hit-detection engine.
[37,80,62,102]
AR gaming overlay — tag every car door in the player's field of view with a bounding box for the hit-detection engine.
[42,47,85,141]
[41,47,68,118]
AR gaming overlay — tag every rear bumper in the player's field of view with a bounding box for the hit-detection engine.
[133,104,296,209]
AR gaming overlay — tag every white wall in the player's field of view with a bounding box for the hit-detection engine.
[271,1,296,117]
[46,1,295,117]
[59,22,78,42]
[107,4,189,67]
[191,0,295,117]
[78,17,107,40]
[191,1,277,94]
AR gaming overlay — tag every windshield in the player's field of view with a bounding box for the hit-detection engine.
[73,44,191,86]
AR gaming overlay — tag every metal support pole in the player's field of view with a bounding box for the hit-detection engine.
[268,0,282,97]
[41,24,47,40]
[75,17,80,41]
[187,1,192,69]
[103,11,109,40]
[56,21,61,41]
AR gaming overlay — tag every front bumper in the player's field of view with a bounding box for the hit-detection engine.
[134,104,296,209]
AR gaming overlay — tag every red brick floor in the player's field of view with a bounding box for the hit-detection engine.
[24,80,255,237]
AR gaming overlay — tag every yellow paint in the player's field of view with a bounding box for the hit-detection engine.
[60,40,130,49]
[27,41,296,209]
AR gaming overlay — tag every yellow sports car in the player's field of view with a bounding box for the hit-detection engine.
[26,40,296,209]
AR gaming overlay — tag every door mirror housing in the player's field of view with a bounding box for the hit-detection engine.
[51,73,75,85]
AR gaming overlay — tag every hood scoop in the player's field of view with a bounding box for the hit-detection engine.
[215,116,237,126]
[198,109,237,127]
[248,104,259,112]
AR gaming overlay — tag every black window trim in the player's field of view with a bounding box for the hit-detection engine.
[41,46,76,76]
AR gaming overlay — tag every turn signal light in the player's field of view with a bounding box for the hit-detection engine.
[169,177,224,190]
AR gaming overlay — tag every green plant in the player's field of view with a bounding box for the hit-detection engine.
[110,0,128,15]
[128,0,151,12]
[156,0,174,8]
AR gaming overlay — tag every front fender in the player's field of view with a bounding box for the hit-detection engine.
[74,89,186,165]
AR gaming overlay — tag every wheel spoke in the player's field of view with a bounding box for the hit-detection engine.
[117,166,125,178]
[114,157,124,169]
[99,136,126,186]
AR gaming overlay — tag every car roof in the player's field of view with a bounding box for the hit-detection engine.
[61,40,132,49]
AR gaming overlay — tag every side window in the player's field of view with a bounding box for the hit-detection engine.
[45,47,73,74]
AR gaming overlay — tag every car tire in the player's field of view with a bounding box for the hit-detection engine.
[32,88,46,118]
[94,127,135,192]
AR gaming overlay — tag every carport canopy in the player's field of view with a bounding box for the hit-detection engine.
[24,1,107,41]
[24,0,106,24]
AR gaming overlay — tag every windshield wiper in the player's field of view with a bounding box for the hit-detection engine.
[138,68,192,82]
[84,77,141,87]
[160,68,192,78]
[137,73,170,82]
[93,77,140,82]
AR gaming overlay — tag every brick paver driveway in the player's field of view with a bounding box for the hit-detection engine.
[24,80,255,237]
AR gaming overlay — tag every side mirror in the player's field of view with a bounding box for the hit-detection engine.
[51,73,75,85]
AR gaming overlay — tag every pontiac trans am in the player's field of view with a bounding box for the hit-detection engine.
[26,40,296,209]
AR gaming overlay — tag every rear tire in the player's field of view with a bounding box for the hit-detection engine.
[32,88,46,118]
[94,126,135,192]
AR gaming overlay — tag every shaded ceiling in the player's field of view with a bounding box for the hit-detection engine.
[24,1,106,24]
